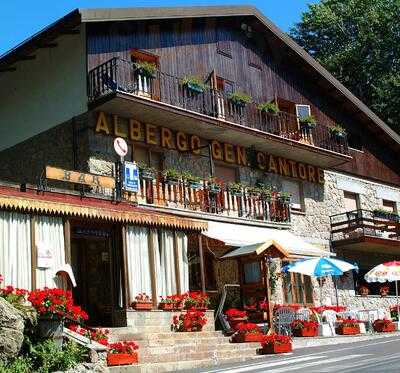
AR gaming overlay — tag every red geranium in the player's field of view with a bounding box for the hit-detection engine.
[274,304,302,311]
[28,287,88,322]
[340,319,361,327]
[172,309,207,332]
[291,319,319,330]
[225,308,247,318]
[373,319,393,328]
[311,305,346,313]
[67,324,110,346]
[182,292,210,309]
[261,334,292,347]
[236,322,261,334]
[108,341,138,355]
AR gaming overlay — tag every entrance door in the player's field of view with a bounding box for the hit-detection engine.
[71,224,126,327]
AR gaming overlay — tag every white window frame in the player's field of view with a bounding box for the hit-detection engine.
[295,104,311,119]
[282,179,304,211]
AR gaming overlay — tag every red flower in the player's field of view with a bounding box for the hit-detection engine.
[291,319,319,330]
[261,334,292,347]
[237,322,261,334]
[225,308,247,318]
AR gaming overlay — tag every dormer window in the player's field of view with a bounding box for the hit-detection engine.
[295,104,311,119]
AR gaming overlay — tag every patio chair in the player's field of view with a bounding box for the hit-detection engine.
[274,307,296,336]
[296,308,311,321]
[320,310,337,336]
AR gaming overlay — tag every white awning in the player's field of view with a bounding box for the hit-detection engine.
[204,221,331,258]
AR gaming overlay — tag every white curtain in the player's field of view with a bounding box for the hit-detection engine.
[35,216,66,289]
[126,226,152,303]
[177,232,189,293]
[0,211,31,289]
[155,229,177,298]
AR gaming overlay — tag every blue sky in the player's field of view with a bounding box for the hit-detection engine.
[0,0,319,56]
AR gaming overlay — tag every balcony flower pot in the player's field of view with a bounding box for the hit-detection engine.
[233,333,263,343]
[228,92,252,108]
[336,325,360,335]
[182,76,206,94]
[141,169,156,181]
[258,102,279,115]
[208,184,221,194]
[299,115,316,132]
[134,61,156,79]
[131,302,153,311]
[107,352,138,366]
[159,302,175,311]
[261,342,292,354]
[37,317,63,347]
[293,327,318,337]
[373,320,396,333]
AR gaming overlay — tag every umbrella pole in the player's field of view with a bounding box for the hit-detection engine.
[396,281,399,323]
[319,278,323,306]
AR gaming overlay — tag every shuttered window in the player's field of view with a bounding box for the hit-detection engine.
[343,191,360,212]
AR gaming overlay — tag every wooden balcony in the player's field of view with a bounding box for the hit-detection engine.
[330,209,400,253]
[125,175,291,226]
[88,58,351,168]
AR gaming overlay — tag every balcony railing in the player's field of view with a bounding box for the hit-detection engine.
[330,209,400,242]
[125,175,291,224]
[88,57,349,156]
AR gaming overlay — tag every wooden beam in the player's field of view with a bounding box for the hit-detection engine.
[63,219,71,264]
[173,231,182,295]
[30,216,37,291]
[148,229,158,308]
[198,234,206,293]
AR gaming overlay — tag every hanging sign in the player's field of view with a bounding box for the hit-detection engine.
[123,161,140,193]
[37,241,53,269]
[45,166,115,189]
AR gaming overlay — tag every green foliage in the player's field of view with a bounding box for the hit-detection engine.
[228,182,246,194]
[181,171,202,183]
[134,61,157,78]
[228,91,252,106]
[163,168,181,179]
[258,102,280,114]
[291,0,400,133]
[299,115,316,127]
[29,339,86,373]
[182,76,207,92]
[329,124,347,135]
[0,357,32,373]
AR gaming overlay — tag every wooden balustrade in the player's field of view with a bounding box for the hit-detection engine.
[124,176,291,223]
[88,57,349,156]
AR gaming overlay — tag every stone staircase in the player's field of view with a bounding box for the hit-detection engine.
[106,310,264,372]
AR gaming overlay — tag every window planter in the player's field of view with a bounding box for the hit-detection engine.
[293,327,318,337]
[373,322,396,333]
[159,303,175,311]
[228,317,247,331]
[131,302,153,311]
[165,176,180,185]
[232,333,264,343]
[107,352,138,366]
[208,185,221,194]
[261,342,292,354]
[187,181,203,190]
[185,82,205,94]
[141,169,156,180]
[336,325,360,335]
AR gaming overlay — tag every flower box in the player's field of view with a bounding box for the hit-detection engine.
[159,303,175,311]
[293,327,318,337]
[261,343,292,354]
[373,322,396,333]
[107,352,138,366]
[228,317,247,331]
[131,302,153,311]
[232,333,263,343]
[336,325,360,335]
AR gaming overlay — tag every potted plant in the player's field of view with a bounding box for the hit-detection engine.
[373,319,396,333]
[207,177,222,194]
[172,309,208,332]
[260,186,273,201]
[225,308,248,331]
[163,168,181,185]
[246,186,262,198]
[260,334,293,354]
[131,293,153,310]
[159,296,176,311]
[299,115,316,131]
[379,285,390,297]
[232,322,263,343]
[229,182,245,197]
[138,163,157,181]
[182,76,206,94]
[258,102,279,115]
[373,208,398,221]
[329,124,347,140]
[183,291,210,311]
[28,288,88,347]
[358,285,370,297]
[134,61,157,78]
[227,91,252,108]
[278,191,291,203]
[336,319,361,335]
[182,171,203,190]
[107,341,139,366]
[291,320,318,337]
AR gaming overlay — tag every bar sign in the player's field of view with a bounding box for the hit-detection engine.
[124,162,139,193]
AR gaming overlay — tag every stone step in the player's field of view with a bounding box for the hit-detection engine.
[134,336,230,347]
[108,330,223,342]
[107,354,267,373]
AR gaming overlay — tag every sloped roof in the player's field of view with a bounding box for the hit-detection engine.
[1,5,399,149]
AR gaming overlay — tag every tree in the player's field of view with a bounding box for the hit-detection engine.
[290,0,400,133]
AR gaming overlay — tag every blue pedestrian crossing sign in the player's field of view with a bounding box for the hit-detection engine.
[123,162,139,193]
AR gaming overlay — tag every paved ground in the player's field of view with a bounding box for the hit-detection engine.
[192,335,400,373]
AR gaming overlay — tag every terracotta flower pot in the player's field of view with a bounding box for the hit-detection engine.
[262,342,292,354]
[336,325,360,335]
[374,323,396,333]
[107,352,138,366]
[132,302,153,311]
[293,327,318,337]
[232,333,263,343]
[159,303,174,311]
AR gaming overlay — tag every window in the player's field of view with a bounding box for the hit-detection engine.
[283,269,313,305]
[217,27,232,58]
[281,179,303,211]
[247,44,262,70]
[295,104,311,119]
[214,165,237,184]
[343,191,360,212]
[130,50,160,98]
[243,261,262,284]
[133,146,163,171]
[382,200,397,214]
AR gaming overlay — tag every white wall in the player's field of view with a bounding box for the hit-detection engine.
[0,25,87,151]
